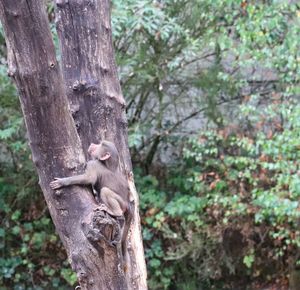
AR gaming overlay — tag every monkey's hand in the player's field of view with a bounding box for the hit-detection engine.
[50,178,65,189]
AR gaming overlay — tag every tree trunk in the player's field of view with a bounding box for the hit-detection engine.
[55,0,127,157]
[0,0,147,289]
[55,0,147,288]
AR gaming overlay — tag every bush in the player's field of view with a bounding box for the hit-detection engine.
[139,99,300,289]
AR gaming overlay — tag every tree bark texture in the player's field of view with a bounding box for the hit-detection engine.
[0,0,147,289]
[55,0,128,160]
[55,0,147,288]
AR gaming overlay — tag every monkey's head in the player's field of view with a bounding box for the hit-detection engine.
[88,140,120,170]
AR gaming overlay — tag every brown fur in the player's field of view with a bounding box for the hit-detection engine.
[50,141,130,217]
[50,140,133,268]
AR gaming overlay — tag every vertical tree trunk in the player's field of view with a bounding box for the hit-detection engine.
[55,0,128,160]
[0,0,147,289]
[55,1,147,288]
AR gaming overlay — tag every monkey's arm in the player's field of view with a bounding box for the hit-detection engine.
[50,161,97,189]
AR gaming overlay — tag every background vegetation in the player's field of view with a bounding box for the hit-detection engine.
[0,0,300,289]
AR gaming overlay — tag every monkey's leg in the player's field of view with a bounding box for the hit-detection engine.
[100,187,124,217]
[100,187,126,266]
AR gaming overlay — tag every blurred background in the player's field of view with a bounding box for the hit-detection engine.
[0,0,300,289]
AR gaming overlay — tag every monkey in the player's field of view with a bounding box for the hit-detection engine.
[49,140,133,263]
[50,140,129,216]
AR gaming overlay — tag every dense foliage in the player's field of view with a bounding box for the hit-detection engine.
[138,100,300,289]
[0,0,299,289]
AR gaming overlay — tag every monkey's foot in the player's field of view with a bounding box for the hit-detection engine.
[110,216,125,246]
[95,203,115,217]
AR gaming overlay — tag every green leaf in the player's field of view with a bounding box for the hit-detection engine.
[243,254,255,269]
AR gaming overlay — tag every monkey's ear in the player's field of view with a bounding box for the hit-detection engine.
[100,152,111,161]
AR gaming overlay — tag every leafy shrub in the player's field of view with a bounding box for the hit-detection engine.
[139,99,300,289]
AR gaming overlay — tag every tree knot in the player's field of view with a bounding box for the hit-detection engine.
[82,205,122,248]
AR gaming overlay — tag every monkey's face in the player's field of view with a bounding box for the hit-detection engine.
[88,143,111,161]
[88,143,98,158]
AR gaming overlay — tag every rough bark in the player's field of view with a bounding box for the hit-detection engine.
[0,0,147,289]
[55,1,147,289]
[55,0,128,160]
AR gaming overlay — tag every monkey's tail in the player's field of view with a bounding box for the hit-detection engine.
[122,200,135,272]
